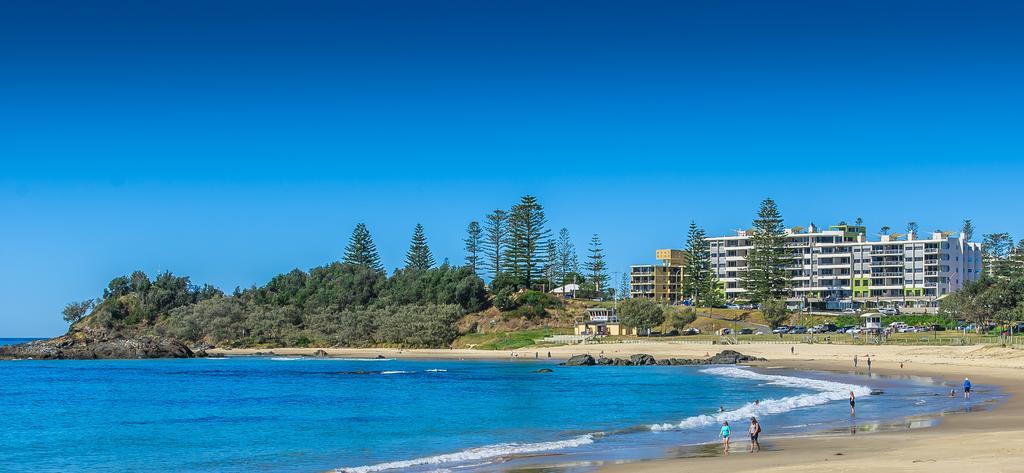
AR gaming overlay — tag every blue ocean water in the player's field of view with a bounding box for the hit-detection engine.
[0,356,995,472]
[0,338,43,346]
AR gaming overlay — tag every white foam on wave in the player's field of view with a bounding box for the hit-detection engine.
[270,357,302,361]
[342,358,396,362]
[380,370,413,375]
[425,369,447,372]
[335,434,596,473]
[650,367,872,432]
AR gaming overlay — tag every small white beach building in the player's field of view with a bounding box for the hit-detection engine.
[861,313,882,331]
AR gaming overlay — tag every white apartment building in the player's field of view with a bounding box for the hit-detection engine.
[707,223,983,311]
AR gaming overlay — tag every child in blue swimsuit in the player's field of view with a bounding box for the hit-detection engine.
[721,421,731,454]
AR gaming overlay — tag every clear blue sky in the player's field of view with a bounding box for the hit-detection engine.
[2,0,1023,337]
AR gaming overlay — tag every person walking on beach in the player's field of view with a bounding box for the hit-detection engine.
[854,355,858,367]
[866,356,872,370]
[849,390,856,415]
[720,421,731,454]
[748,417,761,452]
[963,377,972,399]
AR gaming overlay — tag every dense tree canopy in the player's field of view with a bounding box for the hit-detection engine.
[618,298,665,335]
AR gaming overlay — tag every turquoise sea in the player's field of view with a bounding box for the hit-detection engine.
[0,353,996,472]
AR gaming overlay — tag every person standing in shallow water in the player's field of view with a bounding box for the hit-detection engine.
[720,421,731,454]
[748,417,761,452]
[850,390,856,415]
[963,377,972,399]
[866,356,872,370]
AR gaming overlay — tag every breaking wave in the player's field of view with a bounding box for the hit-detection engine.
[650,367,872,431]
[335,434,596,473]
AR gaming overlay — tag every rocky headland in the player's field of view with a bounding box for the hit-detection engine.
[560,350,765,366]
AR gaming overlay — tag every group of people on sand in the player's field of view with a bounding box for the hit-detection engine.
[713,363,976,457]
[720,417,761,454]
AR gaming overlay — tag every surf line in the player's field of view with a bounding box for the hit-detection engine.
[650,366,872,431]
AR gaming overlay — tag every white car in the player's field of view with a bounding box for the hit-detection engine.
[879,307,900,316]
[842,308,858,314]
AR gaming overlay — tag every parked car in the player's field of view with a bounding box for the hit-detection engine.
[790,326,808,334]
[726,304,741,310]
[772,326,790,334]
[848,327,864,334]
[879,307,900,316]
[739,328,754,335]
[842,308,859,314]
[682,328,701,336]
[930,324,946,331]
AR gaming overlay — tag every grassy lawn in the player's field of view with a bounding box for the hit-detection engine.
[452,328,571,350]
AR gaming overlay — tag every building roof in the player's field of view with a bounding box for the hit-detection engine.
[549,284,579,294]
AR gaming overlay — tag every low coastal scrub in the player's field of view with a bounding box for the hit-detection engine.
[75,263,488,348]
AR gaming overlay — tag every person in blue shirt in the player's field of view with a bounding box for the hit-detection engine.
[720,421,731,454]
[963,377,972,399]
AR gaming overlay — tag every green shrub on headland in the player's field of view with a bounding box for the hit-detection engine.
[78,263,489,348]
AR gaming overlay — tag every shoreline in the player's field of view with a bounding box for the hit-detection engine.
[213,343,1024,472]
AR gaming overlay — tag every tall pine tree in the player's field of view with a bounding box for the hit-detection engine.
[961,218,974,241]
[343,223,383,272]
[555,227,576,287]
[405,223,435,271]
[504,195,551,288]
[482,209,508,280]
[585,234,608,293]
[464,221,482,275]
[684,221,719,307]
[619,272,631,300]
[983,233,1014,278]
[741,198,792,303]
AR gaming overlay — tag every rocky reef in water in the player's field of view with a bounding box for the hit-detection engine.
[560,350,765,366]
[0,327,199,360]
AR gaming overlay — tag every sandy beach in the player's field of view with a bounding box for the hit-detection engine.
[211,343,1024,472]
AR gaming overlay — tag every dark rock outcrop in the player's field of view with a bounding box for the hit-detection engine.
[562,354,596,366]
[0,328,196,360]
[708,350,765,364]
[559,351,766,367]
[630,354,657,365]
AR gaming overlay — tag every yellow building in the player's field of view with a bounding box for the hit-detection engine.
[574,308,635,336]
[630,249,686,303]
